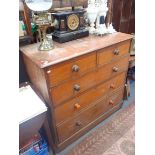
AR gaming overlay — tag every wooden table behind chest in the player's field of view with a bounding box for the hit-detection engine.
[20,32,132,152]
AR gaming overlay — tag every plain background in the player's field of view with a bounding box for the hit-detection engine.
[0,0,155,154]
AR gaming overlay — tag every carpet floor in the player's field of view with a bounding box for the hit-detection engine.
[67,102,135,155]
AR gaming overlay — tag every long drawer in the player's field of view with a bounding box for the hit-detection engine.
[46,52,96,87]
[56,88,124,143]
[50,56,129,106]
[97,40,131,66]
[54,72,126,125]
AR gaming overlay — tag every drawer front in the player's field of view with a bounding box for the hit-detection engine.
[97,40,130,66]
[50,56,129,106]
[96,56,129,85]
[57,88,124,142]
[50,70,98,106]
[54,72,126,125]
[46,52,96,87]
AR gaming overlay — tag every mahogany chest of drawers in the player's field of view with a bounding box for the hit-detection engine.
[20,32,132,153]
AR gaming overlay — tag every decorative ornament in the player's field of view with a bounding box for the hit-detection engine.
[86,0,116,36]
[86,0,98,34]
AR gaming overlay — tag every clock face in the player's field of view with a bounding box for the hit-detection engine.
[67,14,79,31]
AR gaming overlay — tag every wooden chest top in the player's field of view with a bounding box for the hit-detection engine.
[20,32,132,68]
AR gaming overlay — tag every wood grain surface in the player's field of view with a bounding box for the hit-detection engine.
[20,32,132,68]
[50,56,129,106]
[97,40,130,66]
[54,72,126,125]
[57,88,124,142]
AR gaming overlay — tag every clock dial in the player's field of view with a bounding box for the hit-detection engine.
[67,14,79,31]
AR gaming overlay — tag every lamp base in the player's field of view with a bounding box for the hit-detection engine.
[37,25,54,51]
[39,39,54,51]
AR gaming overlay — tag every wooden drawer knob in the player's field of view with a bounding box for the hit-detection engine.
[72,65,80,72]
[113,49,120,55]
[76,121,82,127]
[113,67,119,72]
[109,100,114,106]
[74,103,81,109]
[110,84,115,89]
[74,84,81,91]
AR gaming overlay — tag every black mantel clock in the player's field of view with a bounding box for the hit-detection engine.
[52,10,89,43]
[51,0,89,43]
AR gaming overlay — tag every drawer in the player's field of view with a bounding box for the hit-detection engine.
[46,52,96,87]
[109,55,129,77]
[57,88,124,142]
[97,40,131,66]
[50,56,129,106]
[50,70,98,106]
[54,72,126,125]
[96,56,129,84]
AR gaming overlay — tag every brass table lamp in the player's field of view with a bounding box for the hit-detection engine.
[25,0,54,51]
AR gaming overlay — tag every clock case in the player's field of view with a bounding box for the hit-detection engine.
[52,9,89,43]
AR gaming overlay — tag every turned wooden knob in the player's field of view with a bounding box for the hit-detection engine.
[72,65,80,72]
[109,100,114,106]
[113,49,120,55]
[76,121,82,126]
[113,67,119,72]
[74,103,81,109]
[110,84,115,89]
[74,84,81,91]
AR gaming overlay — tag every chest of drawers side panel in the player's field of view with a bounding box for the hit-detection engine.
[22,55,50,103]
[22,54,60,147]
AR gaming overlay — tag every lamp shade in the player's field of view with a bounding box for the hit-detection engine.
[25,0,53,11]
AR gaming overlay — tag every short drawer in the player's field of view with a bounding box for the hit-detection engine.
[54,72,126,125]
[57,88,124,142]
[46,52,96,87]
[50,70,98,106]
[96,56,129,84]
[97,40,131,66]
[50,56,129,106]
